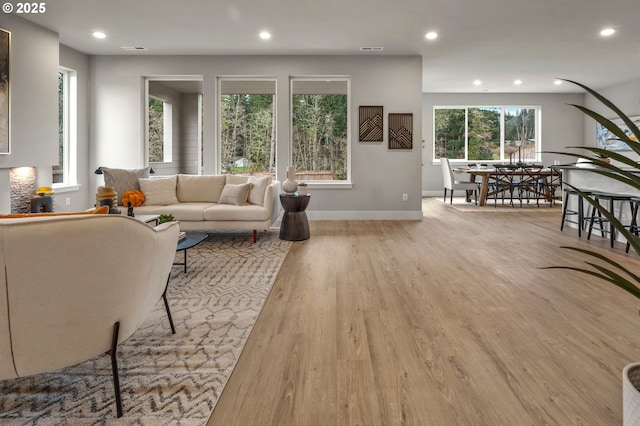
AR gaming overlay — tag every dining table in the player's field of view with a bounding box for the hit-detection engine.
[456,166,560,206]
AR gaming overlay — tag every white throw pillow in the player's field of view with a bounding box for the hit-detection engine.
[218,183,252,206]
[247,176,272,206]
[139,176,179,205]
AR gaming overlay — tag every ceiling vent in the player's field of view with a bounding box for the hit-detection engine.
[360,46,384,52]
[121,46,148,51]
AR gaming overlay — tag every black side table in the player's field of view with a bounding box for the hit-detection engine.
[279,193,311,241]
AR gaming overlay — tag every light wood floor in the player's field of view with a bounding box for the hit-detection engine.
[208,197,640,425]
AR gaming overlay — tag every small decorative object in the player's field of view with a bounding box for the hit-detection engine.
[158,213,175,224]
[297,182,308,196]
[282,166,298,194]
[96,186,120,214]
[127,202,135,217]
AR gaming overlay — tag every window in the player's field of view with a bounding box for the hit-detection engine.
[53,68,77,187]
[148,96,172,163]
[434,106,540,163]
[291,78,350,182]
[219,79,276,175]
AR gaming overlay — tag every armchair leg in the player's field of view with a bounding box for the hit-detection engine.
[163,275,176,334]
[110,322,123,418]
[443,188,447,203]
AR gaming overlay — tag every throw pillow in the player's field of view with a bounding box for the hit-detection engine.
[247,176,272,206]
[218,183,252,206]
[122,189,145,207]
[0,205,109,219]
[100,166,151,205]
[139,176,179,205]
[176,174,226,203]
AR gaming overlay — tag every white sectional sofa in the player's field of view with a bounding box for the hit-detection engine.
[103,170,280,242]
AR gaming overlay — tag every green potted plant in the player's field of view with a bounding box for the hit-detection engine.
[546,79,640,425]
[157,213,175,224]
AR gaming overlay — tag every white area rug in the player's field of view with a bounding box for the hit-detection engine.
[433,196,562,212]
[0,231,290,425]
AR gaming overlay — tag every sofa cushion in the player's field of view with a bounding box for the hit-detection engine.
[218,183,252,206]
[100,167,150,205]
[225,175,249,185]
[177,174,226,203]
[203,204,271,221]
[247,176,272,206]
[139,176,179,205]
[148,203,211,221]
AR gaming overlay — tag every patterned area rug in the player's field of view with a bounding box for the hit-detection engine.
[0,231,290,425]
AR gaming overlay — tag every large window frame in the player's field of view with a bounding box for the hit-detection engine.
[290,76,351,187]
[217,77,277,176]
[433,105,541,164]
[148,95,173,164]
[53,67,78,190]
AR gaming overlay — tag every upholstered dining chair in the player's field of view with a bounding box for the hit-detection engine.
[441,158,479,204]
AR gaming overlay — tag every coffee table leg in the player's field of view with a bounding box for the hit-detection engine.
[183,249,188,273]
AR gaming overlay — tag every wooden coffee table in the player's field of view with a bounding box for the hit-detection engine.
[174,232,208,273]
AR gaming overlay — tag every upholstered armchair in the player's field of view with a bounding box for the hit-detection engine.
[0,214,180,417]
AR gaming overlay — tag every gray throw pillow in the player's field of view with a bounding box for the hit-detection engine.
[100,167,151,205]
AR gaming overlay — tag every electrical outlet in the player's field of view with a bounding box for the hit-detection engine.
[402,193,408,202]
[65,197,71,206]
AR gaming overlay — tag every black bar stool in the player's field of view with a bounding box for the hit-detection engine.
[587,191,634,248]
[561,188,591,237]
[625,197,640,253]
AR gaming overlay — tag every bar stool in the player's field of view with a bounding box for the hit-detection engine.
[625,197,640,253]
[560,188,591,237]
[587,191,634,248]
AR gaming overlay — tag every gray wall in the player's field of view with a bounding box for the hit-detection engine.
[0,15,58,212]
[421,92,586,195]
[89,55,423,219]
[583,77,640,162]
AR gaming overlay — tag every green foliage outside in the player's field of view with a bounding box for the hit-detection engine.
[292,94,347,180]
[148,98,164,163]
[220,94,274,175]
[54,72,64,183]
[435,107,537,162]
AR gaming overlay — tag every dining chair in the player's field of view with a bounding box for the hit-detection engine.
[493,164,522,207]
[441,158,479,204]
[520,165,545,206]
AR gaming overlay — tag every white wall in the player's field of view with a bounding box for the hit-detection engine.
[89,55,423,219]
[421,92,585,195]
[0,15,58,213]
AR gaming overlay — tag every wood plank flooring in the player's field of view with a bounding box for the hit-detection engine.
[208,197,640,425]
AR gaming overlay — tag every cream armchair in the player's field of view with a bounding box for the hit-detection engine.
[0,214,180,417]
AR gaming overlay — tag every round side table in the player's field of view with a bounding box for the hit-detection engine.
[279,193,311,241]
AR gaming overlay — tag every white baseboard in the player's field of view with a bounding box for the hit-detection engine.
[307,210,423,220]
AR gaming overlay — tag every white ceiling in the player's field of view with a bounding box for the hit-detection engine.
[23,0,640,93]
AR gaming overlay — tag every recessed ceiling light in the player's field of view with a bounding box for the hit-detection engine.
[514,79,522,85]
[259,31,271,40]
[92,31,106,39]
[425,32,438,40]
[600,28,615,37]
[554,79,562,85]
[473,80,482,86]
